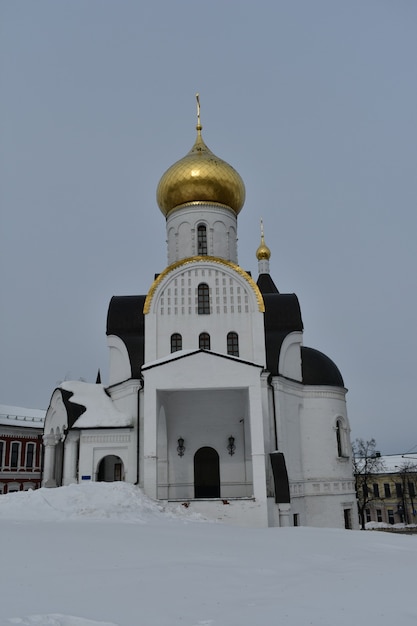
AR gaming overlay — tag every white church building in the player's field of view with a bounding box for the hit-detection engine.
[43,101,357,529]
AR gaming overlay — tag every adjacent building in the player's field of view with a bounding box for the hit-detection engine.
[0,405,45,494]
[42,101,357,528]
[361,454,417,526]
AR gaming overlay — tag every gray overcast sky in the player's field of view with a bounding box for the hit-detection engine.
[1,0,416,455]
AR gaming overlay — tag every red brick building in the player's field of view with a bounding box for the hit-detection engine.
[0,405,45,494]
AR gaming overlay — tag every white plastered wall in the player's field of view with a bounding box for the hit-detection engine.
[298,386,358,528]
[166,204,238,264]
[77,428,136,484]
[107,335,132,386]
[144,260,266,367]
[142,351,269,527]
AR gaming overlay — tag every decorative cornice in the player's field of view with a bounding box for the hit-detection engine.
[143,256,265,314]
[166,201,237,219]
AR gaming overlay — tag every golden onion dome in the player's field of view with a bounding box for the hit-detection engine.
[256,220,271,260]
[156,95,245,217]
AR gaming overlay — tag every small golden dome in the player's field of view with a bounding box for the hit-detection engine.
[256,220,271,260]
[156,98,245,217]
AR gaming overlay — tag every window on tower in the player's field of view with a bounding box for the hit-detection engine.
[197,283,210,314]
[199,332,211,350]
[197,224,208,255]
[227,332,239,357]
[170,333,182,353]
[336,419,343,457]
[335,418,349,458]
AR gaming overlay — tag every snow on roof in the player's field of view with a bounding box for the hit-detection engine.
[60,382,132,429]
[0,404,45,428]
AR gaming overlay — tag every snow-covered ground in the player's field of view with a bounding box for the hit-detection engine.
[0,483,416,626]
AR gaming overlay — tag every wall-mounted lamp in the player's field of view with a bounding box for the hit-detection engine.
[177,437,185,457]
[227,435,236,456]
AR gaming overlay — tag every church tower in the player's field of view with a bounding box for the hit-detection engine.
[42,97,358,529]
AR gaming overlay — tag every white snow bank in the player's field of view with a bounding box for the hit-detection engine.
[366,520,417,530]
[0,482,417,626]
[0,482,205,523]
[60,382,131,428]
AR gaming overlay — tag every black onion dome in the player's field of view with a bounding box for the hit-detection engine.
[301,347,344,387]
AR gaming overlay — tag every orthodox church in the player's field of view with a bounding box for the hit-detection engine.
[43,98,357,529]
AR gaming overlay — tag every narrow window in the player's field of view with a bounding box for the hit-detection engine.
[376,509,383,522]
[388,510,395,524]
[395,483,403,497]
[0,441,4,469]
[170,333,182,353]
[336,419,343,457]
[373,483,380,498]
[365,509,371,523]
[293,513,299,527]
[197,283,210,314]
[384,483,391,498]
[26,443,35,469]
[227,332,239,357]
[10,442,20,469]
[408,482,415,497]
[197,224,208,255]
[199,333,210,350]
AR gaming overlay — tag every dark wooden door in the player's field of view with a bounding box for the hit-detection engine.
[194,447,220,498]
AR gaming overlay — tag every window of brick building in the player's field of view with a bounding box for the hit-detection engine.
[10,442,21,469]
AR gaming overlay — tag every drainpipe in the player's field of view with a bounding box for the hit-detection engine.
[267,373,278,451]
[136,377,144,485]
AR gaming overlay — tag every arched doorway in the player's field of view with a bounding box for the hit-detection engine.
[97,455,124,482]
[194,447,220,498]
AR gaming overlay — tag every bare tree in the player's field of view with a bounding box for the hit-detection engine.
[352,438,385,530]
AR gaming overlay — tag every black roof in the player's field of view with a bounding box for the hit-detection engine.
[104,278,343,388]
[301,346,344,387]
[61,388,85,429]
[106,295,146,378]
[257,273,279,294]
[257,274,304,375]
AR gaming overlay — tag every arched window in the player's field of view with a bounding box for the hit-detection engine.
[170,333,182,353]
[336,420,342,457]
[227,331,239,357]
[25,442,35,469]
[197,224,208,255]
[197,283,210,314]
[199,332,211,350]
[335,418,348,458]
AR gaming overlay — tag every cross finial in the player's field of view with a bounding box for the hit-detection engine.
[196,93,202,131]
